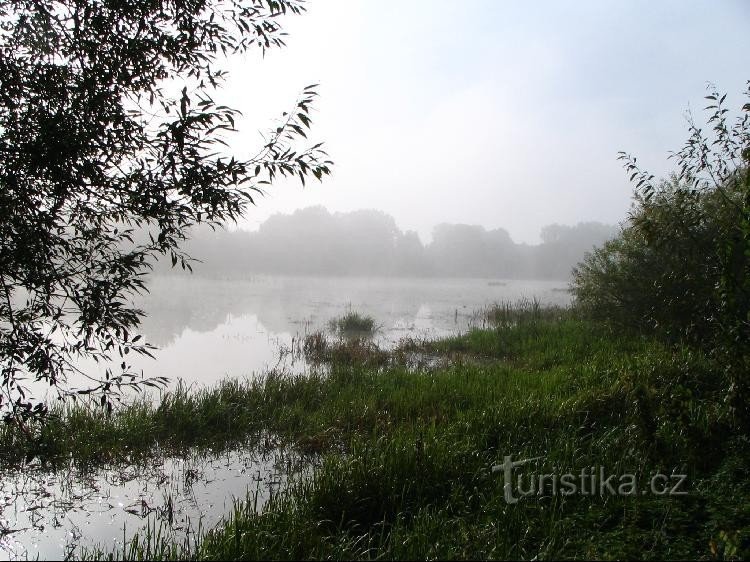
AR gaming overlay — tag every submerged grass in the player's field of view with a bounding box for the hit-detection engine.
[4,305,749,560]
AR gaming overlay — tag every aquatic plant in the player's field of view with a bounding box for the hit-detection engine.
[328,311,377,336]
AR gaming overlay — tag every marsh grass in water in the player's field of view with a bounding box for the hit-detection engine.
[301,311,387,367]
[328,311,377,337]
[3,306,749,560]
[303,330,389,367]
[480,297,572,329]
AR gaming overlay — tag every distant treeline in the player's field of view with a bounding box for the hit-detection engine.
[159,207,617,280]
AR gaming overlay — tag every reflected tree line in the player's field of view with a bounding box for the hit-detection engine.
[156,207,617,280]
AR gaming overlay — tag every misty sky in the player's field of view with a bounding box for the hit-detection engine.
[216,0,749,244]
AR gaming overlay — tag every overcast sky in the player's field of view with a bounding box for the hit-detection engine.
[216,0,749,244]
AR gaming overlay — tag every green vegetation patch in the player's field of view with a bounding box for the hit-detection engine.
[329,311,377,336]
[12,310,745,560]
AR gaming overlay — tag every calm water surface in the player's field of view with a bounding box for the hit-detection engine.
[129,275,572,388]
[1,446,306,560]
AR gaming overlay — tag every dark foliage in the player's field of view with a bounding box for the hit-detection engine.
[573,82,750,427]
[0,0,331,428]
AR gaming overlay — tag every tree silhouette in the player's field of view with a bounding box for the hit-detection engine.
[0,0,331,430]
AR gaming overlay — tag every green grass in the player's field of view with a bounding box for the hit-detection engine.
[329,311,377,336]
[5,309,749,560]
[303,330,389,367]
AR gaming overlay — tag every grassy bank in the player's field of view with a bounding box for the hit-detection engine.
[5,308,749,559]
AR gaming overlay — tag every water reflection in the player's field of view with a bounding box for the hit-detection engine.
[127,275,571,388]
[0,445,307,561]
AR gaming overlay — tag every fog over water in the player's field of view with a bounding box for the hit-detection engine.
[89,207,602,388]
[160,207,617,280]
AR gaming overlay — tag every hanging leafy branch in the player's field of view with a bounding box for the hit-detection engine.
[0,0,332,430]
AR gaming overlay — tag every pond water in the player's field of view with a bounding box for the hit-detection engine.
[2,275,571,560]
[0,445,308,560]
[119,274,572,389]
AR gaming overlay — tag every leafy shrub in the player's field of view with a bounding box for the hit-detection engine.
[572,176,740,344]
[572,82,750,427]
